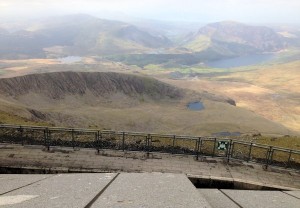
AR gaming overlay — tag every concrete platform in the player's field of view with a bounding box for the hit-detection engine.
[0,174,50,195]
[222,190,300,208]
[0,173,116,207]
[91,173,211,208]
[283,191,300,199]
[198,189,239,208]
[0,173,300,207]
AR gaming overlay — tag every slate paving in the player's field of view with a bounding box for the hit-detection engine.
[198,189,240,208]
[0,174,51,195]
[0,173,299,207]
[283,191,300,199]
[222,190,300,208]
[91,173,212,208]
[0,173,116,207]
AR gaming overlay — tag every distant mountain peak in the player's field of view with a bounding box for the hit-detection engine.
[210,20,243,25]
[184,21,286,55]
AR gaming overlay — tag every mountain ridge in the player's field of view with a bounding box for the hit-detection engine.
[0,14,172,58]
[0,16,291,59]
[0,71,184,100]
[184,21,286,55]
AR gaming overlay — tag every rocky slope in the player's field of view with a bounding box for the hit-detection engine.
[0,71,183,100]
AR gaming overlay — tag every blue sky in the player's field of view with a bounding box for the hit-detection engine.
[0,0,299,23]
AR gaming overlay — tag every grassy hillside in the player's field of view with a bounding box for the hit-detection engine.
[184,35,211,51]
[0,71,294,137]
[215,60,300,132]
[160,59,300,135]
[0,111,49,126]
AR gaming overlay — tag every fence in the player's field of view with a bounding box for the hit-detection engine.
[0,124,299,170]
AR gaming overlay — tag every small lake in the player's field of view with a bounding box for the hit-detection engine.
[206,53,275,68]
[187,102,204,111]
[57,56,82,64]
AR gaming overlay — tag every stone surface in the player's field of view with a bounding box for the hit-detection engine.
[1,172,300,207]
[0,174,50,195]
[283,191,300,199]
[198,189,240,208]
[91,173,212,208]
[222,190,300,208]
[0,173,116,208]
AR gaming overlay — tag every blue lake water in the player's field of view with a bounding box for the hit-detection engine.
[206,53,275,68]
[187,102,204,111]
[57,56,82,64]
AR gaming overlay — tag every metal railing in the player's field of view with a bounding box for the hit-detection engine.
[0,124,299,170]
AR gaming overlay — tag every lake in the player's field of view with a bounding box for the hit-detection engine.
[206,53,275,68]
[57,56,82,64]
[187,102,204,111]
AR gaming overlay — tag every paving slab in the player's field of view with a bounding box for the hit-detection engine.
[0,173,116,208]
[222,190,300,208]
[198,189,239,208]
[0,174,50,195]
[283,191,300,199]
[92,173,212,208]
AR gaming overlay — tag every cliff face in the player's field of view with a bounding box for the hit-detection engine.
[0,72,184,100]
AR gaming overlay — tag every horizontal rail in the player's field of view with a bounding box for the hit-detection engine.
[0,124,299,170]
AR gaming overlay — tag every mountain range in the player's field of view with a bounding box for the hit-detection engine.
[0,14,171,59]
[184,21,286,56]
[0,14,295,62]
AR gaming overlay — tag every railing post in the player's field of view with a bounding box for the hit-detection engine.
[230,141,235,161]
[99,131,102,151]
[172,135,176,154]
[31,129,34,144]
[44,129,47,149]
[199,138,203,155]
[95,131,99,154]
[247,143,253,162]
[146,134,151,158]
[287,150,292,168]
[44,128,50,151]
[265,146,273,169]
[196,137,201,160]
[48,129,51,150]
[270,147,274,166]
[227,139,232,163]
[122,132,125,151]
[71,129,75,149]
[212,138,217,157]
[0,126,3,143]
[19,126,24,146]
